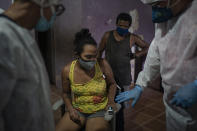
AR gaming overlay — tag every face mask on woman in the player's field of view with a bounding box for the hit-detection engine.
[78,58,96,70]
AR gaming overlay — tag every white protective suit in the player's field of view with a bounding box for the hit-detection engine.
[0,16,54,130]
[136,0,197,130]
[0,8,4,13]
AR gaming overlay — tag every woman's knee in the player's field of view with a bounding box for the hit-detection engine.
[56,121,81,131]
[91,125,110,131]
[87,120,110,131]
[55,113,83,131]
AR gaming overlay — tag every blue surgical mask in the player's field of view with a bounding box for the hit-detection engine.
[35,8,56,32]
[152,6,173,23]
[116,27,129,36]
[78,58,96,70]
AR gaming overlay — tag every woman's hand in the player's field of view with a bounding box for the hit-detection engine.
[68,107,81,125]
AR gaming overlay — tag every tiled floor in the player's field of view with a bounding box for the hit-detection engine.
[51,86,166,131]
[124,88,166,131]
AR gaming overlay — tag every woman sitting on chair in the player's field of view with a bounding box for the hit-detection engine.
[56,29,117,131]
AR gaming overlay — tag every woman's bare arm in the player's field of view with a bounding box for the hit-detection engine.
[99,59,117,107]
[62,65,73,111]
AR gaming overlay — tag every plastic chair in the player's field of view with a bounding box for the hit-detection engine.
[53,99,121,131]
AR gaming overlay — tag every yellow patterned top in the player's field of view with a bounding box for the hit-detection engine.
[69,60,108,114]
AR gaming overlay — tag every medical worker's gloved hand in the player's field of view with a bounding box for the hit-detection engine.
[170,80,197,108]
[115,85,142,107]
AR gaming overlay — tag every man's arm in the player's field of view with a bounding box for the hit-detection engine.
[97,32,110,58]
[130,34,149,57]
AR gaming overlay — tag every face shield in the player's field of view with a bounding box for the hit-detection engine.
[140,0,173,23]
[141,0,167,5]
[11,0,65,31]
[30,0,61,8]
[32,0,65,17]
[12,0,61,7]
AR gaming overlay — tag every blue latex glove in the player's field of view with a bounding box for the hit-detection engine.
[115,85,142,107]
[170,80,197,108]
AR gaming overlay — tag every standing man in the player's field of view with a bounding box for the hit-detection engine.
[116,0,197,131]
[0,0,64,131]
[98,13,149,131]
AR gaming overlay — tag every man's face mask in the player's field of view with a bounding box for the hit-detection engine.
[151,0,184,23]
[78,58,96,70]
[35,7,56,32]
[152,6,173,23]
[116,27,129,36]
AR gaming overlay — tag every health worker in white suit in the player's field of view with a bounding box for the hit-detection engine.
[0,0,64,131]
[116,0,197,130]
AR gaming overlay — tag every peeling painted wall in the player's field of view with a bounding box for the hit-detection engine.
[0,0,11,10]
[55,0,155,88]
[54,0,82,88]
[82,0,154,43]
[0,0,155,88]
[81,0,154,84]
